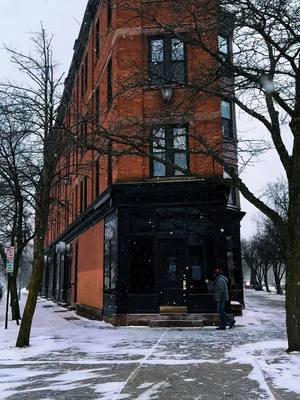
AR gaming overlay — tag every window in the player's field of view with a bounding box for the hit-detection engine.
[149,37,186,86]
[95,158,100,197]
[65,152,70,179]
[83,120,88,144]
[107,0,112,28]
[224,168,238,206]
[107,139,112,184]
[79,120,88,156]
[107,59,113,107]
[129,238,155,294]
[95,19,100,60]
[81,54,88,96]
[104,214,117,292]
[79,180,84,214]
[221,100,233,138]
[64,200,69,227]
[84,54,88,90]
[228,186,237,206]
[189,242,209,294]
[83,176,88,209]
[151,126,188,177]
[80,66,84,96]
[75,185,78,217]
[218,35,230,55]
[95,86,100,123]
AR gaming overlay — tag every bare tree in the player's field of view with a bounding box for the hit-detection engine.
[263,178,288,294]
[242,235,266,291]
[0,29,69,347]
[0,98,36,323]
[242,238,259,289]
[1,27,100,347]
[264,220,286,295]
[242,218,287,294]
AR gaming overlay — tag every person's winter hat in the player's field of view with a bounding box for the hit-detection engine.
[214,269,222,276]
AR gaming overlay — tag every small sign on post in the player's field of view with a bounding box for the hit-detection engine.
[6,262,14,273]
[6,246,15,262]
[6,246,14,274]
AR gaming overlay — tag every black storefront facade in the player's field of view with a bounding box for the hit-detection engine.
[43,179,244,324]
[102,180,244,325]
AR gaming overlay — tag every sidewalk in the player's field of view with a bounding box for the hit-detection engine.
[0,290,299,399]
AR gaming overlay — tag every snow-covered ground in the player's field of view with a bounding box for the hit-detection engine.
[0,290,299,399]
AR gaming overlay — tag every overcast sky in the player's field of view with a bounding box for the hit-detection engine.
[0,0,286,239]
[0,0,87,80]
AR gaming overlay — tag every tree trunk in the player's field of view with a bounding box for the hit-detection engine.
[275,275,283,295]
[286,235,300,352]
[277,286,283,295]
[16,238,44,347]
[10,250,23,322]
[9,277,21,322]
[15,175,51,347]
[250,267,256,287]
[255,270,263,290]
[273,266,283,295]
[264,270,270,292]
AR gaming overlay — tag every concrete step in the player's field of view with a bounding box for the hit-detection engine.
[125,313,233,326]
[159,306,187,313]
[149,319,203,328]
[159,313,218,322]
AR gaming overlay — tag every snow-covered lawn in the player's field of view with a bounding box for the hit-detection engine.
[0,289,299,399]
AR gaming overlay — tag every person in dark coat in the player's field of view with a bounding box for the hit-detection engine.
[214,268,236,330]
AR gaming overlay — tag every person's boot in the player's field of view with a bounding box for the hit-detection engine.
[229,320,236,329]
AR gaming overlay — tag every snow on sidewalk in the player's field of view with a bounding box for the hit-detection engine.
[0,290,299,399]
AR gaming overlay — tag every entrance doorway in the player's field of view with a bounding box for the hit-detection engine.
[158,238,186,307]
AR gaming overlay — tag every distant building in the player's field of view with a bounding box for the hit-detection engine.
[43,0,244,324]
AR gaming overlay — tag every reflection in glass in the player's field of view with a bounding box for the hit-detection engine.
[151,39,164,63]
[168,257,177,273]
[153,127,166,151]
[218,35,229,54]
[189,243,209,294]
[171,39,184,60]
[221,100,231,119]
[191,265,202,280]
[173,127,186,149]
[221,101,232,137]
[150,37,186,85]
[174,153,187,175]
[104,214,117,291]
[153,154,166,177]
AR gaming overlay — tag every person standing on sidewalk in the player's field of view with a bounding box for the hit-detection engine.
[214,269,236,330]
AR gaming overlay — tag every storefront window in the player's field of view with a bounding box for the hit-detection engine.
[129,238,155,293]
[104,214,117,291]
[189,244,209,294]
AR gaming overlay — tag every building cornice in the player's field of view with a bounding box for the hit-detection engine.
[57,0,101,123]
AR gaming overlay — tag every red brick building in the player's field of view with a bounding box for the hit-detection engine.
[43,0,244,324]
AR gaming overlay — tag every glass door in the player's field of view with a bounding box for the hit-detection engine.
[158,238,186,306]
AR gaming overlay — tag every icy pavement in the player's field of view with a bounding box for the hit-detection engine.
[0,290,299,399]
